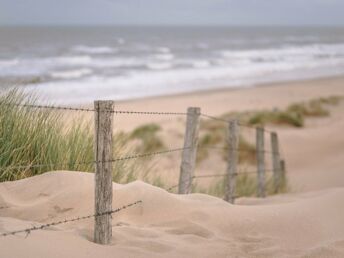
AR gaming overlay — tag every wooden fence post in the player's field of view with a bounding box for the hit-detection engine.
[256,127,266,198]
[224,120,239,203]
[178,107,200,194]
[94,100,114,245]
[280,159,286,183]
[271,132,282,193]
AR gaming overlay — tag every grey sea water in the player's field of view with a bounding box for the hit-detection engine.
[1,26,344,104]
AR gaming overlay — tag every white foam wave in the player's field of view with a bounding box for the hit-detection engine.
[0,59,19,68]
[154,53,174,61]
[72,45,116,54]
[157,47,171,53]
[146,62,173,70]
[26,54,344,105]
[50,68,92,79]
[55,56,93,65]
[221,43,344,62]
[192,61,210,68]
[5,41,344,104]
[0,55,149,77]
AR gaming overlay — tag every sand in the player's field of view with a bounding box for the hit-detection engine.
[1,76,344,257]
[1,172,344,257]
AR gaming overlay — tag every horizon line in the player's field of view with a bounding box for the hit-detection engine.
[1,23,344,28]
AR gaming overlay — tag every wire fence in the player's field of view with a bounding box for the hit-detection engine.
[0,100,287,240]
[3,102,270,131]
[0,200,142,238]
[166,168,276,192]
[0,146,192,171]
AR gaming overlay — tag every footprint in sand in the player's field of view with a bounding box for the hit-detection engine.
[53,205,73,214]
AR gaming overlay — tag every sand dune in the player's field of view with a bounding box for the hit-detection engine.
[0,171,344,258]
[1,77,344,257]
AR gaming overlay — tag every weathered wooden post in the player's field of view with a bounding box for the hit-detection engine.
[280,159,287,188]
[256,127,266,198]
[280,159,286,176]
[178,107,200,194]
[94,100,114,245]
[224,120,239,203]
[271,132,282,193]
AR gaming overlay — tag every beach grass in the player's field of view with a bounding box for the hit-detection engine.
[2,90,321,198]
[130,123,165,153]
[0,90,149,184]
[198,171,288,199]
[217,96,343,128]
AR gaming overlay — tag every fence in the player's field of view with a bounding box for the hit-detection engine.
[0,100,287,244]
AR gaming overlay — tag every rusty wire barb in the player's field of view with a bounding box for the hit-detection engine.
[0,200,142,238]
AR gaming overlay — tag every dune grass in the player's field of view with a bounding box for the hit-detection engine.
[0,90,151,184]
[196,171,288,199]
[215,96,343,129]
[130,123,165,153]
[248,110,304,127]
[230,96,342,128]
[195,96,343,168]
[198,120,256,165]
[1,89,305,198]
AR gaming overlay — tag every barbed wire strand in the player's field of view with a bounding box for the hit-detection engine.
[3,102,278,135]
[201,113,275,134]
[199,145,277,155]
[167,168,275,191]
[2,102,95,112]
[111,110,188,116]
[0,200,142,238]
[0,147,191,171]
[2,102,190,116]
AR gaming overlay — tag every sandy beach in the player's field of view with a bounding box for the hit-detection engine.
[1,76,344,257]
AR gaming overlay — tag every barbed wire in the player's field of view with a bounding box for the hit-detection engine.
[0,147,191,172]
[111,110,188,116]
[0,146,280,171]
[198,145,278,155]
[237,168,275,175]
[3,102,279,135]
[2,102,190,116]
[2,102,95,112]
[167,168,275,191]
[0,144,280,172]
[3,102,279,138]
[0,200,142,238]
[194,174,227,179]
[167,173,227,191]
[201,113,275,134]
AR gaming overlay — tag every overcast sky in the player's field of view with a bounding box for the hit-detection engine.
[1,0,344,26]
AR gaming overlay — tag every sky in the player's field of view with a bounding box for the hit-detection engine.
[1,0,344,26]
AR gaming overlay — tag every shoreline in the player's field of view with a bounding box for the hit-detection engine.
[115,74,344,105]
[107,75,344,124]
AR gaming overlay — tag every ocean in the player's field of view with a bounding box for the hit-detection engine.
[1,26,344,104]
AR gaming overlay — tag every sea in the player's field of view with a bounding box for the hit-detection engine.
[1,26,344,104]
